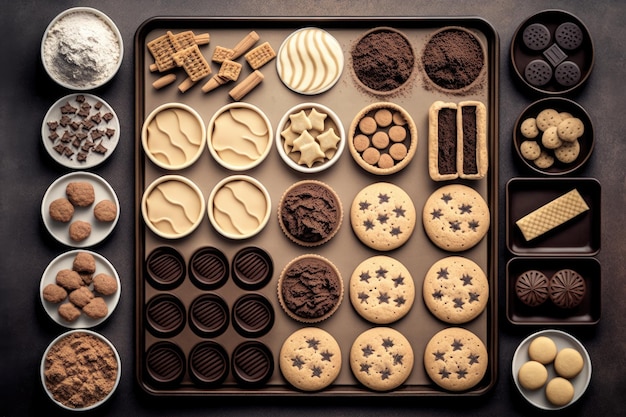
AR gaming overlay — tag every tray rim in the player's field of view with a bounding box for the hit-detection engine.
[134,15,500,398]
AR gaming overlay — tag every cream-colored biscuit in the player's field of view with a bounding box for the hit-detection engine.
[545,377,575,406]
[533,150,554,168]
[528,336,557,364]
[518,360,548,390]
[536,108,561,131]
[520,117,539,139]
[541,126,562,149]
[520,140,541,160]
[557,117,584,142]
[554,348,584,378]
[554,139,580,163]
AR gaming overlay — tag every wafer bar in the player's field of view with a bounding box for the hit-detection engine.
[245,41,276,69]
[147,31,179,72]
[152,73,177,89]
[172,44,212,82]
[229,70,264,101]
[218,59,242,81]
[516,188,590,241]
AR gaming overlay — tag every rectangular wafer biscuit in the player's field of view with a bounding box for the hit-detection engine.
[172,44,212,82]
[218,59,242,81]
[245,41,276,69]
[516,189,590,241]
[147,31,178,72]
[212,46,235,63]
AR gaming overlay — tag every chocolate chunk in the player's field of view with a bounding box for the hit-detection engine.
[90,129,105,140]
[105,128,115,138]
[77,107,90,118]
[93,142,108,154]
[437,108,457,175]
[69,120,81,131]
[59,115,71,127]
[90,112,102,124]
[77,152,88,162]
[75,95,86,103]
[48,131,59,142]
[543,43,567,67]
[60,102,77,114]
[82,119,94,131]
[102,112,114,122]
[47,121,58,131]
[60,130,74,143]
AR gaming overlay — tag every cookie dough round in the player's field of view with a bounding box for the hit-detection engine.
[518,360,548,390]
[42,283,68,304]
[423,327,488,391]
[545,377,575,406]
[528,336,557,365]
[422,184,490,252]
[83,297,108,319]
[422,256,488,324]
[65,181,95,207]
[554,348,584,378]
[69,220,92,242]
[349,256,415,324]
[49,198,75,222]
[350,327,414,391]
[93,273,118,295]
[279,327,342,391]
[93,199,118,222]
[351,182,416,251]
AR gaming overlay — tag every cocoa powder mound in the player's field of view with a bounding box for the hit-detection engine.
[352,29,415,93]
[422,29,484,90]
[43,332,118,409]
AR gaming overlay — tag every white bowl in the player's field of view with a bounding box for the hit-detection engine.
[41,329,121,411]
[41,7,123,90]
[141,175,206,239]
[207,102,273,171]
[40,249,121,328]
[41,93,120,169]
[141,103,207,170]
[275,102,345,173]
[41,172,120,247]
[512,329,592,410]
[208,175,271,240]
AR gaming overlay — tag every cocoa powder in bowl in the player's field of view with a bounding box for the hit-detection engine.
[351,27,415,94]
[42,330,120,410]
[422,27,485,91]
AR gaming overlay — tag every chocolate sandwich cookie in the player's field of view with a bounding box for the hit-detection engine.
[522,23,551,51]
[549,269,586,309]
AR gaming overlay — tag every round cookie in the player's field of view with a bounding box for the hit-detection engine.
[541,126,562,149]
[520,117,539,139]
[351,182,416,251]
[515,270,549,307]
[517,360,548,390]
[93,200,117,222]
[549,269,586,309]
[65,181,95,207]
[557,117,584,142]
[520,140,541,160]
[422,184,490,252]
[349,255,415,324]
[350,327,414,391]
[279,327,342,391]
[423,327,488,392]
[535,109,561,131]
[422,256,489,324]
[528,336,557,365]
[554,348,584,379]
[533,150,554,169]
[545,377,575,407]
[49,198,74,222]
[554,140,580,163]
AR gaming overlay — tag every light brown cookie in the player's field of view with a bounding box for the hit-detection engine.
[545,377,575,406]
[541,126,562,149]
[535,108,561,131]
[554,348,584,378]
[69,220,92,242]
[520,117,539,139]
[279,327,342,391]
[49,198,74,222]
[422,256,489,324]
[351,182,416,251]
[82,297,108,319]
[65,182,95,207]
[423,327,488,392]
[350,327,414,391]
[554,139,580,163]
[557,117,584,142]
[520,140,541,160]
[349,255,415,324]
[517,360,548,390]
[93,199,118,222]
[422,184,490,252]
[528,336,557,364]
[533,150,554,168]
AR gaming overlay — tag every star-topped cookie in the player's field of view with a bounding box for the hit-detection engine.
[350,182,416,251]
[422,184,490,252]
[350,255,415,324]
[423,327,488,392]
[279,327,341,391]
[422,256,488,324]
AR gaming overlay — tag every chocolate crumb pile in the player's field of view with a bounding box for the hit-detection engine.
[43,332,118,409]
[422,28,484,90]
[46,95,116,162]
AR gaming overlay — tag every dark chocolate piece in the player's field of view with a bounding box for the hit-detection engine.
[515,270,549,307]
[543,43,567,67]
[461,106,478,175]
[437,108,457,175]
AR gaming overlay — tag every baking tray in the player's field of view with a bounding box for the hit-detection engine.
[135,17,499,397]
[506,177,600,256]
[506,257,600,326]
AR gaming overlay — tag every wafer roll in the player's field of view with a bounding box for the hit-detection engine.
[230,31,260,59]
[229,70,264,101]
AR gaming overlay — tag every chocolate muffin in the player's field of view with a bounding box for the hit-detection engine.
[515,270,549,307]
[549,269,586,309]
[277,254,343,323]
[278,180,343,247]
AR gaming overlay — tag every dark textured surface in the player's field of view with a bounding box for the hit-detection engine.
[1,0,624,415]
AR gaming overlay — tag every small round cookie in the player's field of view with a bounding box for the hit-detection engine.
[535,109,561,131]
[49,198,74,222]
[58,302,81,322]
[422,256,488,324]
[554,140,580,164]
[533,150,554,169]
[349,255,415,324]
[69,220,92,242]
[515,270,549,307]
[73,251,96,274]
[545,377,575,407]
[554,348,584,379]
[65,181,95,207]
[518,360,548,390]
[422,184,490,252]
[541,126,562,149]
[68,286,95,308]
[557,117,584,142]
[351,182,416,251]
[423,327,488,392]
[42,283,68,304]
[520,140,541,160]
[93,273,118,295]
[279,327,342,391]
[55,269,83,291]
[520,117,539,139]
[350,327,414,391]
[528,336,557,365]
[549,269,586,309]
[83,297,108,319]
[93,199,118,222]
